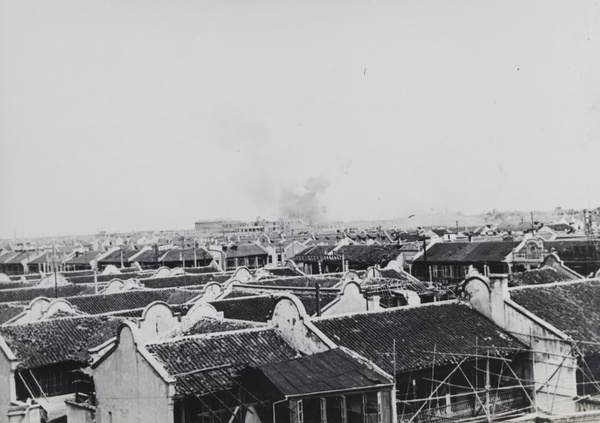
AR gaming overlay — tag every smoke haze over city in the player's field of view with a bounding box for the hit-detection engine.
[1,0,599,237]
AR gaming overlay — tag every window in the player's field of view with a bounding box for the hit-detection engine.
[291,399,304,423]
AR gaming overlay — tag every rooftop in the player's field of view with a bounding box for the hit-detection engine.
[253,348,392,397]
[413,241,520,263]
[507,267,578,287]
[510,279,600,354]
[146,328,298,398]
[66,288,203,315]
[312,302,525,374]
[0,315,122,369]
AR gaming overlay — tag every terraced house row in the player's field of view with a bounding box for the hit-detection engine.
[1,252,600,422]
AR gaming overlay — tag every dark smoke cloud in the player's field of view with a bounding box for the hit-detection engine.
[279,176,330,224]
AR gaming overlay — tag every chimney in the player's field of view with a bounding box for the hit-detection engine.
[463,273,508,329]
[488,274,509,327]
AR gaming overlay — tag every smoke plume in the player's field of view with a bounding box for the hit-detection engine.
[279,176,330,225]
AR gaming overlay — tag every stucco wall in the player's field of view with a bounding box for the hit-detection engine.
[66,402,96,423]
[137,302,179,341]
[94,326,174,423]
[321,282,366,316]
[504,300,577,414]
[270,297,330,355]
[463,275,577,414]
[0,342,16,422]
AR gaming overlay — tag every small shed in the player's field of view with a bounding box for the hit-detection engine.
[242,348,395,423]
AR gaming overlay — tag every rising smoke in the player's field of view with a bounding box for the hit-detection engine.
[279,176,330,225]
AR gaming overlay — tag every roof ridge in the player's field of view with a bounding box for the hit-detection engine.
[0,313,120,328]
[509,276,600,291]
[210,293,275,303]
[146,325,275,345]
[312,299,461,321]
[67,286,196,300]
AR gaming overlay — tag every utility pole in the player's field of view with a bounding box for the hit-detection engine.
[154,244,159,269]
[423,236,429,281]
[181,236,185,268]
[52,244,59,298]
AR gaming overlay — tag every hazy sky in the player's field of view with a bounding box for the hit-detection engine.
[1,0,599,237]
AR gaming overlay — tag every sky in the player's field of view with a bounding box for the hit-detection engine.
[1,0,599,238]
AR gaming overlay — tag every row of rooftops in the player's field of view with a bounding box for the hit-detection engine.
[0,261,427,320]
[4,227,597,280]
[2,249,600,421]
[0,295,528,378]
[412,238,600,265]
[5,273,600,400]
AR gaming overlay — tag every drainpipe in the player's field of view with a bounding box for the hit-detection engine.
[315,282,321,316]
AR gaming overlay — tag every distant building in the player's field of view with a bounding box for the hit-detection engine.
[194,218,307,237]
[412,241,520,283]
[194,219,225,234]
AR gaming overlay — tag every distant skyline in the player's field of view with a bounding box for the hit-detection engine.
[1,0,599,238]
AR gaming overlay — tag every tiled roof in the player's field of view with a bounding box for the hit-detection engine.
[62,270,95,277]
[130,249,159,263]
[66,288,203,315]
[507,267,577,287]
[66,272,150,284]
[380,268,414,280]
[97,249,140,264]
[259,267,302,277]
[161,248,213,263]
[293,245,336,260]
[106,309,145,318]
[184,265,223,274]
[0,281,36,291]
[210,296,276,322]
[0,284,89,304]
[336,245,402,266]
[247,276,342,288]
[3,252,31,264]
[180,318,264,336]
[545,223,574,232]
[361,277,433,294]
[395,232,427,243]
[314,233,345,242]
[0,316,122,369]
[543,241,600,260]
[146,328,298,397]
[141,273,230,289]
[0,303,25,324]
[0,252,19,264]
[431,229,453,237]
[413,242,519,263]
[64,251,101,265]
[254,348,391,396]
[211,292,338,321]
[312,302,525,374]
[223,244,268,258]
[8,273,41,282]
[510,280,600,353]
[296,292,339,316]
[28,252,49,265]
